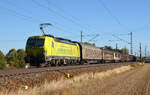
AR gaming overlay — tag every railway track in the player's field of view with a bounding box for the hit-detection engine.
[0,62,135,92]
[0,62,134,78]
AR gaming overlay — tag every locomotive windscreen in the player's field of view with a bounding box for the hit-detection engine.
[27,39,45,47]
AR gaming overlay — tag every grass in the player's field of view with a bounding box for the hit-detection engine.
[0,65,133,95]
[130,62,145,68]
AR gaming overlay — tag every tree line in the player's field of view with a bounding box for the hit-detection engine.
[0,49,26,69]
[104,46,129,55]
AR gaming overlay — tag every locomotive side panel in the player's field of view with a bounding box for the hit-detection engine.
[51,38,80,59]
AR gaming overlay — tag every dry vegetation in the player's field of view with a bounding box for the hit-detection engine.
[0,64,135,95]
[0,64,124,92]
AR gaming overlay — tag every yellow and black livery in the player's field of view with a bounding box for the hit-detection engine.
[25,35,81,66]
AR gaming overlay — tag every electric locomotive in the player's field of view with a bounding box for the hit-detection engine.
[25,35,81,66]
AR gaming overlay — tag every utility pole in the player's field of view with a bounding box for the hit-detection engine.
[139,43,142,61]
[81,31,83,42]
[145,46,147,57]
[130,32,133,55]
[148,50,150,57]
[123,46,127,55]
[135,52,137,56]
[116,43,118,50]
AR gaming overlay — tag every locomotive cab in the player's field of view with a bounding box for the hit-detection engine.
[25,36,52,66]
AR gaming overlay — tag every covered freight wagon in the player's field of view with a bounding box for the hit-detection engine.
[79,43,102,64]
[101,49,114,63]
[101,48,121,63]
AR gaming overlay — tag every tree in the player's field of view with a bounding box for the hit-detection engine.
[6,49,19,68]
[17,49,26,68]
[80,42,96,46]
[121,48,129,55]
[115,49,122,53]
[103,46,129,54]
[6,49,27,68]
[104,46,113,50]
[0,50,7,69]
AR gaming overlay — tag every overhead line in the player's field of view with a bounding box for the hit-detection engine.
[1,0,82,36]
[97,0,122,26]
[88,34,100,42]
[32,0,103,41]
[97,0,130,32]
[32,0,83,29]
[112,34,130,44]
[32,0,96,33]
[97,0,139,54]
[0,5,40,23]
[0,6,78,36]
[45,0,81,22]
[1,0,78,35]
[31,0,90,35]
[45,0,100,35]
[2,0,38,18]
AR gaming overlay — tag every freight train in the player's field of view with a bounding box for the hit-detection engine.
[25,35,137,67]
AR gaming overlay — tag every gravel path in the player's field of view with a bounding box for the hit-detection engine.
[74,64,150,95]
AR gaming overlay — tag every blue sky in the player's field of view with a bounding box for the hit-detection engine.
[0,0,150,56]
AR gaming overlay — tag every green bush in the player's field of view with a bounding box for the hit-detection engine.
[6,49,19,68]
[17,49,26,68]
[0,50,7,69]
[6,48,27,68]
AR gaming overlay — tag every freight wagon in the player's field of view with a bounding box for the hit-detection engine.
[79,43,102,64]
[100,48,121,63]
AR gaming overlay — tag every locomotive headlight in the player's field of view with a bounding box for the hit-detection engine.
[43,50,47,55]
